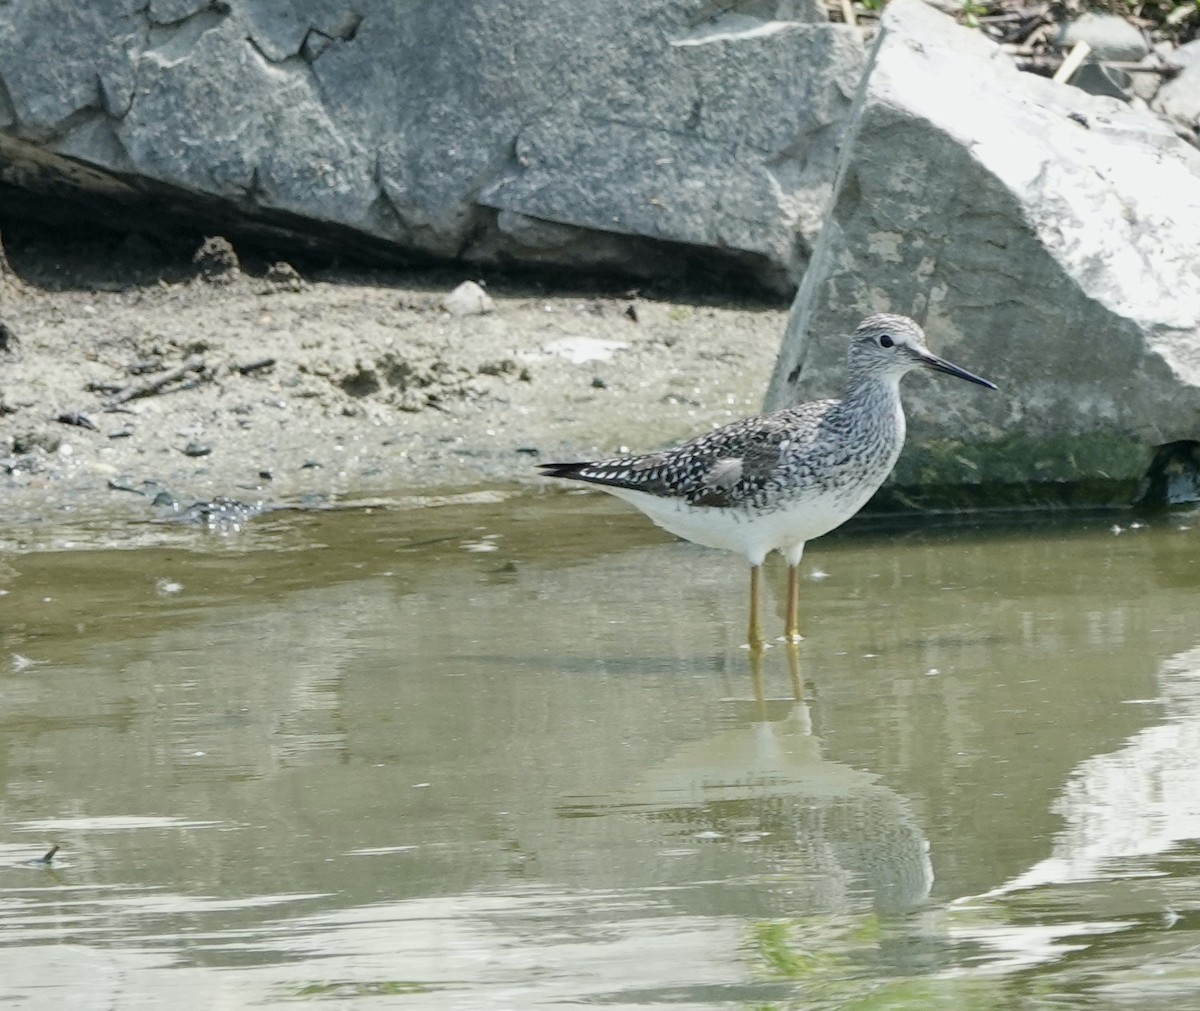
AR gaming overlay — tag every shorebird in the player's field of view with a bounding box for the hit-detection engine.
[538,314,997,647]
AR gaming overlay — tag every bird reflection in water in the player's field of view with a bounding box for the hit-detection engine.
[627,644,934,918]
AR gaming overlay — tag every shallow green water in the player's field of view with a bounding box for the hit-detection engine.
[2,493,1200,1008]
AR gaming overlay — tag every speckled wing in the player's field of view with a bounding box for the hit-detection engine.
[538,401,836,507]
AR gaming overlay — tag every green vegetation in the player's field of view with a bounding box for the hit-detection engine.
[752,920,848,978]
[746,915,1013,1008]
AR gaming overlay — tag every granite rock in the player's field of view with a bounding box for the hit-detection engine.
[0,0,864,291]
[766,0,1200,507]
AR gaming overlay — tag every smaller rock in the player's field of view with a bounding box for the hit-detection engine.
[10,454,44,473]
[192,236,240,283]
[1071,63,1134,102]
[1175,39,1200,68]
[1154,57,1200,141]
[263,261,305,292]
[439,280,494,317]
[56,411,98,431]
[182,441,212,457]
[1134,440,1200,507]
[0,320,18,352]
[1059,13,1150,63]
[12,430,61,455]
[1131,51,1168,103]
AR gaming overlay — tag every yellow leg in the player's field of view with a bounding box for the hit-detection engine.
[747,564,764,649]
[785,564,803,642]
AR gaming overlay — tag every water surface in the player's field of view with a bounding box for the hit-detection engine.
[2,494,1199,1007]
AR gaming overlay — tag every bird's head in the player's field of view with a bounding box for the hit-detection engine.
[850,313,996,390]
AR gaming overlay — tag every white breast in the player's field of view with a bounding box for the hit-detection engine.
[599,482,879,567]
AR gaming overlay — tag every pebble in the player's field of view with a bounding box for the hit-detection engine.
[12,430,61,454]
[439,280,494,317]
[1071,62,1133,101]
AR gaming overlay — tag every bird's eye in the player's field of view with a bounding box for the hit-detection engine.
[879,334,894,349]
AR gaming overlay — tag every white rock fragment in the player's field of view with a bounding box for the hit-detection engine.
[439,281,494,317]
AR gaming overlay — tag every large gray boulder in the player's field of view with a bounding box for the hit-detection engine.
[766,0,1200,507]
[0,0,863,290]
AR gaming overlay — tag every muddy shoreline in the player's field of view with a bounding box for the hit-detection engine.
[0,231,787,540]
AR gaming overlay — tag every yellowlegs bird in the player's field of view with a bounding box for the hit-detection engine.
[538,314,997,647]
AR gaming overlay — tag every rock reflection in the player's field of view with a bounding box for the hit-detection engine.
[940,641,1200,984]
[981,643,1200,897]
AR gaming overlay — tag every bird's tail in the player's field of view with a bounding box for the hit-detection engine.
[537,461,594,480]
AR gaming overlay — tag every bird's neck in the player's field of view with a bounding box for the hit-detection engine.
[839,373,907,445]
[843,372,903,411]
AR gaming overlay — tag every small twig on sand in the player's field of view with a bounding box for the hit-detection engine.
[105,355,208,408]
[235,357,276,375]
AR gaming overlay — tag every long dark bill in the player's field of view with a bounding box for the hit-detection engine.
[920,352,997,390]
